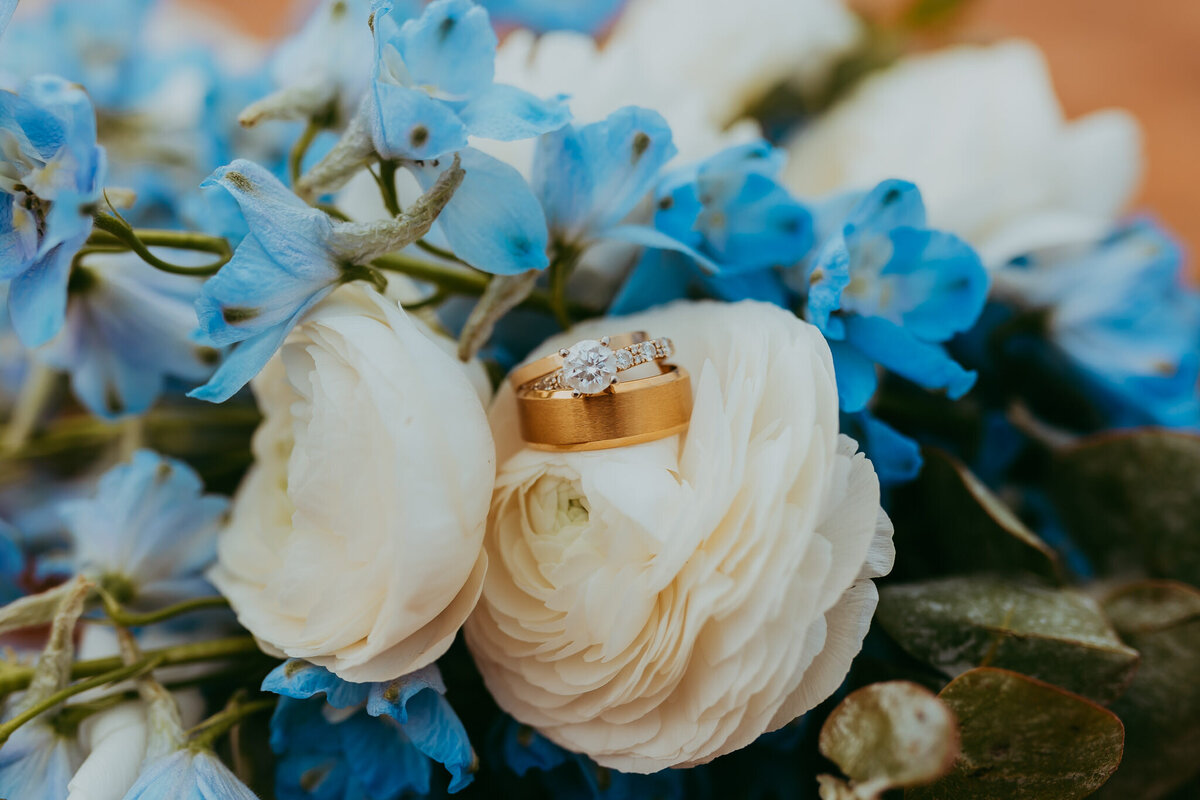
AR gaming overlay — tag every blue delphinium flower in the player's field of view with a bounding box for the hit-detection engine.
[190,156,462,403]
[994,219,1200,429]
[840,411,923,484]
[479,0,627,35]
[795,180,988,414]
[0,75,106,347]
[0,712,84,800]
[533,106,677,255]
[121,749,258,800]
[609,137,815,314]
[57,450,227,608]
[36,252,216,418]
[263,658,475,797]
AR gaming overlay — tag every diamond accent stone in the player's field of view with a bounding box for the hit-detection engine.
[561,339,617,394]
[640,341,658,361]
[614,348,633,370]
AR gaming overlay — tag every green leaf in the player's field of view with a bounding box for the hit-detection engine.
[892,449,1062,583]
[877,577,1139,704]
[907,668,1124,800]
[1052,430,1200,585]
[1093,581,1200,799]
[820,681,959,794]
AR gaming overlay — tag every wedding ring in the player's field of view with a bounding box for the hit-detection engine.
[508,332,675,396]
[516,364,692,451]
[511,332,691,451]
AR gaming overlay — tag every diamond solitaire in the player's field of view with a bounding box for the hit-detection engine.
[560,339,619,395]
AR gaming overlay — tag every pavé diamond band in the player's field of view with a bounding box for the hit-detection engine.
[508,332,673,395]
[510,332,692,451]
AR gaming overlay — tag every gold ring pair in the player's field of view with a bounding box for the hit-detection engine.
[510,332,692,451]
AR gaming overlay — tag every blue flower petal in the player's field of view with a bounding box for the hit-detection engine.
[0,0,15,38]
[398,689,475,793]
[370,82,469,161]
[828,340,878,413]
[0,721,81,800]
[9,240,76,347]
[393,0,496,98]
[407,148,549,274]
[844,315,977,399]
[457,83,570,142]
[844,412,923,484]
[341,713,434,797]
[842,179,926,233]
[479,0,627,34]
[364,664,445,723]
[263,660,373,709]
[883,227,988,341]
[610,248,700,316]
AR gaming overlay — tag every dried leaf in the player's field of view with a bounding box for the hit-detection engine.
[820,681,958,792]
[0,580,83,637]
[907,668,1124,800]
[877,577,1139,704]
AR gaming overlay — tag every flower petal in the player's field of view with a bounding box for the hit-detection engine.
[457,83,570,142]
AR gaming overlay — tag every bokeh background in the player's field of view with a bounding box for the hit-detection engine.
[190,0,1199,264]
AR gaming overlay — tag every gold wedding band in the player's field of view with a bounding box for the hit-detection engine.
[511,332,692,451]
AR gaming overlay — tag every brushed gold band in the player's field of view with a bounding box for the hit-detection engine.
[515,364,693,451]
[508,331,649,390]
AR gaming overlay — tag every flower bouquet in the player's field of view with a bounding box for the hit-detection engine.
[0,0,1196,797]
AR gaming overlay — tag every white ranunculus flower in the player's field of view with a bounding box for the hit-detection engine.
[467,300,894,772]
[67,704,148,800]
[783,40,1142,267]
[492,0,860,169]
[210,284,495,683]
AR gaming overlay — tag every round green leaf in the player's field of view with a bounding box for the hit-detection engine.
[907,668,1124,800]
[877,577,1139,704]
[819,681,959,790]
[1094,582,1200,799]
[1052,430,1200,585]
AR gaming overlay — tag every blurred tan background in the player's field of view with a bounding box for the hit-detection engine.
[196,0,1200,263]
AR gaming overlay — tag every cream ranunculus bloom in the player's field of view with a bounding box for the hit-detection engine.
[210,284,494,683]
[783,40,1142,267]
[466,301,894,773]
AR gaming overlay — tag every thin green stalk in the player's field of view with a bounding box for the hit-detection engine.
[415,238,467,265]
[0,637,262,697]
[377,160,402,217]
[91,213,231,276]
[0,657,163,745]
[373,253,491,295]
[98,590,230,628]
[289,119,321,188]
[1,363,58,455]
[189,697,277,750]
[402,289,449,312]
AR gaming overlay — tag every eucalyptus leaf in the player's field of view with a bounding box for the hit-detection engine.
[1053,430,1200,585]
[1093,581,1200,799]
[907,668,1124,800]
[877,577,1139,704]
[892,449,1062,583]
[819,681,958,793]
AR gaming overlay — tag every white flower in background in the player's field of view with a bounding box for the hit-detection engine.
[210,284,495,683]
[467,300,894,772]
[492,0,861,168]
[66,704,147,800]
[783,40,1142,267]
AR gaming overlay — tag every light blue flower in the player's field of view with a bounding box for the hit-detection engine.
[35,252,215,418]
[121,749,257,800]
[794,180,988,413]
[367,0,569,162]
[0,75,106,347]
[57,450,227,607]
[0,0,157,109]
[263,659,475,797]
[996,219,1200,429]
[478,0,627,35]
[190,156,461,403]
[532,106,676,253]
[0,716,83,800]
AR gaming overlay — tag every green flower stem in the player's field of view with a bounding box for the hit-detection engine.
[98,589,230,628]
[415,238,467,265]
[372,254,595,321]
[547,252,580,331]
[90,213,232,276]
[0,656,164,745]
[189,696,277,750]
[290,119,321,187]
[0,636,262,698]
[376,160,402,217]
